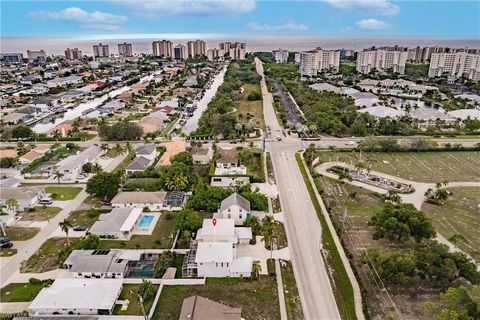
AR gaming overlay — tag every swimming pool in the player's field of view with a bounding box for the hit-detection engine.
[137,215,155,230]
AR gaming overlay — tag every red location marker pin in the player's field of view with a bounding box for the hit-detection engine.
[212,218,217,226]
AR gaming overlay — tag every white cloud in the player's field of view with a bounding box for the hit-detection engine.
[27,7,128,30]
[355,18,389,30]
[324,0,400,16]
[247,21,308,31]
[112,0,256,17]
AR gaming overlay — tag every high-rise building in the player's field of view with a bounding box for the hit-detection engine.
[64,48,83,61]
[174,44,188,60]
[356,48,408,74]
[299,49,340,76]
[187,40,206,58]
[118,43,133,57]
[152,40,173,58]
[26,50,47,62]
[219,42,246,60]
[339,49,355,59]
[428,52,480,81]
[93,43,110,58]
[207,48,225,61]
[0,53,23,63]
[272,49,289,63]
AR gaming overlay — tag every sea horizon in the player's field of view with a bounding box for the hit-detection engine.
[2,34,480,55]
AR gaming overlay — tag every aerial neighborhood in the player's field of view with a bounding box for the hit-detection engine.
[0,11,480,320]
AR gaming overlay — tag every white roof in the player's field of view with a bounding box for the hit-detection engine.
[89,207,142,234]
[410,109,454,121]
[28,278,122,312]
[447,109,480,120]
[231,257,253,273]
[195,242,233,263]
[357,106,404,118]
[235,227,252,240]
[120,208,143,232]
[200,219,235,237]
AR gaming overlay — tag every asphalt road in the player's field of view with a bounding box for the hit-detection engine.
[256,57,341,320]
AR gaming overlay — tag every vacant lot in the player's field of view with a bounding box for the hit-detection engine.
[316,151,480,182]
[233,83,265,130]
[98,214,176,250]
[152,277,279,320]
[5,227,40,241]
[17,206,62,221]
[45,186,83,200]
[113,284,159,316]
[422,187,480,263]
[22,238,78,273]
[0,282,46,302]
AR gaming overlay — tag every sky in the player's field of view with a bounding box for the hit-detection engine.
[1,0,479,38]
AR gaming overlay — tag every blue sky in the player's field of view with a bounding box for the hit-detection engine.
[1,0,479,38]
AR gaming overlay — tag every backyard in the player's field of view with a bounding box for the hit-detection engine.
[5,227,40,241]
[316,151,480,182]
[422,187,480,263]
[98,214,177,249]
[112,284,159,316]
[151,277,279,320]
[45,186,83,200]
[16,206,62,221]
[22,238,79,273]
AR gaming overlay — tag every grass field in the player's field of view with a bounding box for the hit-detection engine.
[23,238,79,273]
[112,284,159,316]
[5,227,40,241]
[233,83,265,130]
[422,187,480,263]
[16,206,62,221]
[68,209,106,228]
[280,259,304,320]
[98,214,176,249]
[316,151,480,182]
[0,248,17,257]
[0,282,46,302]
[151,277,279,320]
[45,186,83,200]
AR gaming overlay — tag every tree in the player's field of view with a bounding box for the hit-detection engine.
[154,251,176,278]
[369,203,435,242]
[78,234,100,250]
[53,170,64,184]
[11,126,33,140]
[82,162,94,173]
[58,219,73,246]
[363,248,416,286]
[186,184,230,211]
[164,163,192,191]
[176,209,202,236]
[52,130,61,142]
[252,261,262,280]
[6,198,19,213]
[86,172,120,199]
[245,215,262,235]
[171,151,193,167]
[262,215,277,259]
[137,278,154,301]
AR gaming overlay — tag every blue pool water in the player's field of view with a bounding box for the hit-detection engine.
[137,215,154,230]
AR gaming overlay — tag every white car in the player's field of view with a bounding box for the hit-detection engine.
[346,141,355,146]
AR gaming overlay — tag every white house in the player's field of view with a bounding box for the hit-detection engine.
[28,278,123,315]
[190,146,213,165]
[211,176,250,188]
[55,146,101,181]
[196,219,252,245]
[46,75,83,88]
[215,148,246,174]
[195,242,252,278]
[111,191,167,211]
[0,187,46,209]
[63,249,134,278]
[215,193,250,225]
[89,207,142,240]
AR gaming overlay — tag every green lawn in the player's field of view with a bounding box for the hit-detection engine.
[233,83,265,130]
[0,282,47,302]
[296,153,357,320]
[316,151,480,183]
[68,209,107,228]
[23,238,79,273]
[0,248,17,257]
[280,259,304,320]
[422,187,480,263]
[5,227,40,241]
[17,206,62,221]
[113,284,159,316]
[98,214,176,249]
[45,186,83,200]
[152,277,279,320]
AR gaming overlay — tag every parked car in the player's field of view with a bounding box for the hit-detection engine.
[346,141,355,146]
[0,237,12,248]
[39,198,53,205]
[73,226,87,232]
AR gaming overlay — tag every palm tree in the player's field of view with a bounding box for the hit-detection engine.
[262,224,277,259]
[93,162,103,173]
[58,219,73,246]
[100,143,109,153]
[165,174,188,191]
[52,130,61,142]
[53,170,64,184]
[6,198,19,213]
[125,141,132,153]
[252,261,262,280]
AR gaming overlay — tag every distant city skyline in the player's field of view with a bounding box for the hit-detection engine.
[1,0,479,39]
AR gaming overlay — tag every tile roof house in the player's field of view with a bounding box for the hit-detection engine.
[179,295,241,320]
[28,278,123,316]
[89,208,143,240]
[0,149,18,158]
